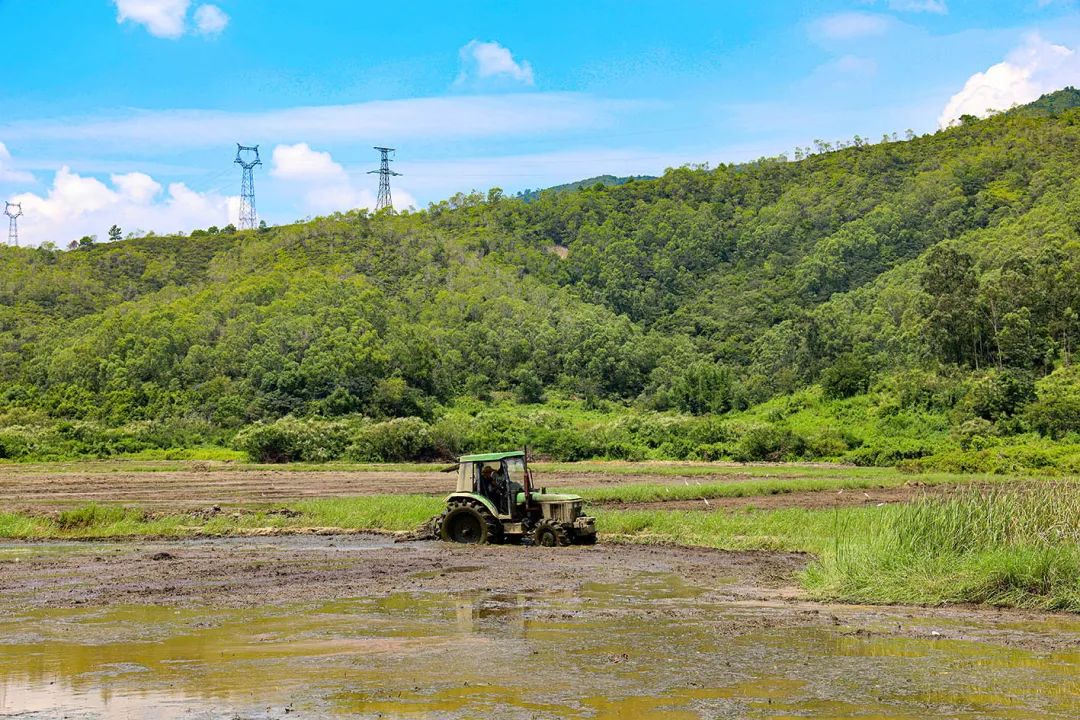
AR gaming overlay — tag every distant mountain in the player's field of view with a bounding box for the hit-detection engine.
[516,175,657,202]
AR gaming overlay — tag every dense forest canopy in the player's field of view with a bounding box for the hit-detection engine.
[3,88,1080,466]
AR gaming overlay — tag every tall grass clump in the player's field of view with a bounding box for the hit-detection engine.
[806,483,1080,611]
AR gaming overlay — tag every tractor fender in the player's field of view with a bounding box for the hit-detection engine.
[446,492,501,518]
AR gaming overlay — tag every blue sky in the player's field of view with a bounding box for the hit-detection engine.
[1,0,1079,245]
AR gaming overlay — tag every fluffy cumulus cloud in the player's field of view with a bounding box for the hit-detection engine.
[10,165,233,247]
[0,142,33,183]
[939,34,1080,128]
[271,143,347,183]
[271,143,415,215]
[456,40,534,86]
[114,0,190,38]
[113,0,229,39]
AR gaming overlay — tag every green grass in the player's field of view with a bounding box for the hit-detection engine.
[569,471,999,504]
[294,496,443,531]
[533,462,894,477]
[804,484,1080,611]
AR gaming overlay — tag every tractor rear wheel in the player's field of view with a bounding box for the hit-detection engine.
[439,502,502,545]
[533,520,572,547]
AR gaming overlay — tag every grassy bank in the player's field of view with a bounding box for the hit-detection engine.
[2,485,1077,612]
[804,485,1080,611]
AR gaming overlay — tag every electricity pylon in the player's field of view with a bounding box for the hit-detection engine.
[4,202,22,246]
[235,144,261,230]
[367,147,401,212]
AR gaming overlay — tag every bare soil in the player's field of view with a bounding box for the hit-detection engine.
[0,466,771,510]
[0,535,1075,654]
[0,535,805,608]
[0,462,922,512]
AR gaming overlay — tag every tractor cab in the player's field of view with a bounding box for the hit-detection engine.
[455,451,529,519]
[439,450,597,546]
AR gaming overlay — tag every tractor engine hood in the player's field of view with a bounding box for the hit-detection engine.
[516,491,583,504]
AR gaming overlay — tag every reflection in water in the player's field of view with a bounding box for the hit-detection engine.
[0,577,1078,719]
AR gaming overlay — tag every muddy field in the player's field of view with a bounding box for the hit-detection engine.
[0,462,937,512]
[1,465,1076,718]
[1,536,1078,719]
[0,535,803,609]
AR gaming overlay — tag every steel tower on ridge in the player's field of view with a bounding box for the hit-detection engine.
[234,144,262,230]
[4,202,22,247]
[367,147,401,212]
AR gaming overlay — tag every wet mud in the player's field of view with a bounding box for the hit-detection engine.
[0,537,1078,718]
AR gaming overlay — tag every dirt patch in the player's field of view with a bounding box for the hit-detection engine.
[0,467,765,511]
[0,535,806,609]
[0,536,1076,655]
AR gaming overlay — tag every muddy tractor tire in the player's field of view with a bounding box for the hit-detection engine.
[439,502,502,545]
[573,533,597,546]
[533,519,572,547]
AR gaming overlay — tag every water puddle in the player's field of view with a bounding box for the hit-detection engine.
[1,575,1077,718]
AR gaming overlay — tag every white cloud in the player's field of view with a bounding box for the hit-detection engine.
[939,33,1080,127]
[888,0,947,13]
[270,143,415,215]
[0,94,624,149]
[193,4,229,35]
[114,0,190,38]
[111,172,162,204]
[456,40,534,86]
[271,143,347,182]
[11,166,233,246]
[113,0,228,39]
[0,142,34,184]
[812,13,891,41]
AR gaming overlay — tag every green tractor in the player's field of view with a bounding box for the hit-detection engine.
[437,450,596,547]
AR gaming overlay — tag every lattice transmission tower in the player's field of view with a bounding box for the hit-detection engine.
[234,144,262,230]
[4,202,22,247]
[367,146,401,212]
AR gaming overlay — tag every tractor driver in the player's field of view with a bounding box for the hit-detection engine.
[480,464,507,511]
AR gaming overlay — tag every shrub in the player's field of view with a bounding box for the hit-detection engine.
[0,432,32,460]
[820,353,872,400]
[346,417,437,462]
[960,369,1035,422]
[845,439,934,467]
[233,416,350,463]
[1026,365,1080,438]
[669,362,734,415]
[731,425,807,462]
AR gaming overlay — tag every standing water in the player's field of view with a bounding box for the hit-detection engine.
[0,541,1078,718]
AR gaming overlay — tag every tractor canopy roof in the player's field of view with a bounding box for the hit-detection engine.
[458,450,526,463]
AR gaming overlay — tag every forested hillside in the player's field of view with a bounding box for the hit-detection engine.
[3,89,1080,468]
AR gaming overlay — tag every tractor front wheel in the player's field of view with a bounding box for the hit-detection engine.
[533,520,572,547]
[439,503,502,544]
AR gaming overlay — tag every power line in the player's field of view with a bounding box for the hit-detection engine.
[234,144,261,230]
[367,146,401,212]
[4,202,22,247]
